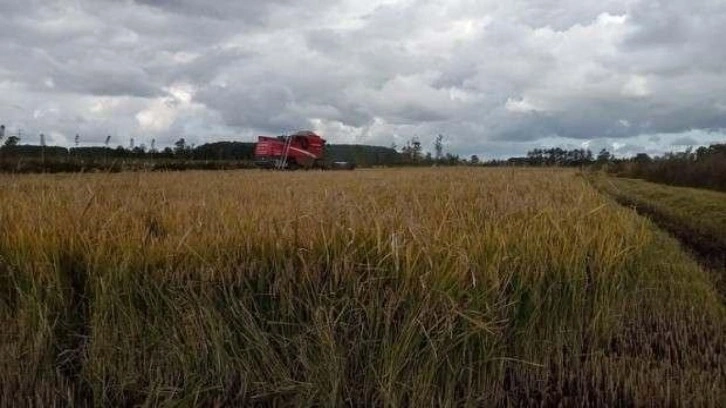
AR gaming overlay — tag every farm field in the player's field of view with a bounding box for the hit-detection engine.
[593,177,726,271]
[1,168,724,405]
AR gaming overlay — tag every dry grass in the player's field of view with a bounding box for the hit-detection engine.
[1,168,724,406]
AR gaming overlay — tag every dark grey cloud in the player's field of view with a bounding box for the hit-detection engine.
[131,0,333,24]
[0,0,725,156]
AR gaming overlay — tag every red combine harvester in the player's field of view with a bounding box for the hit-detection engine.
[254,130,354,170]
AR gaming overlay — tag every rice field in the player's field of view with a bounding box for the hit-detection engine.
[1,168,724,405]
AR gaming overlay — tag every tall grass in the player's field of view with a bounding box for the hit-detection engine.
[1,168,724,405]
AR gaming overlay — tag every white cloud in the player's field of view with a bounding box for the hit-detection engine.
[506,97,546,113]
[622,75,650,97]
[0,0,724,156]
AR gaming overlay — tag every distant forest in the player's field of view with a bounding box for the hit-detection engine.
[498,143,726,192]
[607,143,726,192]
[0,137,403,173]
[0,130,471,172]
[1,124,724,191]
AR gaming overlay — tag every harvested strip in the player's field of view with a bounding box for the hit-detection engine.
[593,176,726,289]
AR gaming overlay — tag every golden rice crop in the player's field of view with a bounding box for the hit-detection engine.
[0,168,723,405]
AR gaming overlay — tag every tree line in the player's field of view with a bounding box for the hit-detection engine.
[607,143,726,192]
[0,127,468,172]
[0,128,405,172]
[1,124,723,185]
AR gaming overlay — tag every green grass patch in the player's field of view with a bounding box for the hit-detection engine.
[592,177,726,267]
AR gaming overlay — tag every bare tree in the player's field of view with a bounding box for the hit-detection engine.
[434,134,444,161]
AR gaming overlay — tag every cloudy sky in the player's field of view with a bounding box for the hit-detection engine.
[1,0,725,158]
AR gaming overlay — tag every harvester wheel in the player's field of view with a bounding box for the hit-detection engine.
[286,162,300,171]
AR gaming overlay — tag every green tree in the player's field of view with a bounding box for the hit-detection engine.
[633,153,652,163]
[411,137,422,163]
[445,152,460,165]
[400,138,422,163]
[597,148,612,163]
[4,135,20,147]
[174,138,187,154]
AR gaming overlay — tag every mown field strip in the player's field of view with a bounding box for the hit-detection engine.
[592,176,726,294]
[1,168,724,405]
